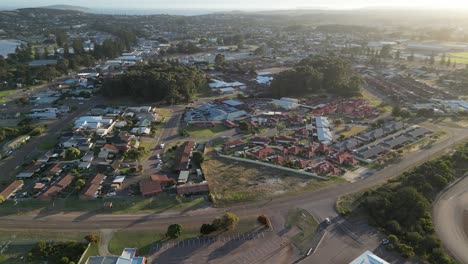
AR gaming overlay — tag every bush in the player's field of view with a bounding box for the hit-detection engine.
[85,233,99,244]
[166,224,182,239]
[257,214,271,227]
[200,223,216,235]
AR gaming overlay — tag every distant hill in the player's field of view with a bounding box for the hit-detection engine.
[39,5,91,12]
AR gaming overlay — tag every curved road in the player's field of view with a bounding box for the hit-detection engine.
[0,125,466,231]
[433,173,468,264]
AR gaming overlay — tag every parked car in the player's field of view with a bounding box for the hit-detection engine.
[382,239,390,245]
[324,218,331,225]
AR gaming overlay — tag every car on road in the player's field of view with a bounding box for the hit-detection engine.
[156,154,160,159]
[324,218,331,225]
[159,143,165,149]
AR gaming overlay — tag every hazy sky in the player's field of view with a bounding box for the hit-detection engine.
[2,0,468,10]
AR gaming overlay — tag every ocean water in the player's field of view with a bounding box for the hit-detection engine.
[0,39,23,57]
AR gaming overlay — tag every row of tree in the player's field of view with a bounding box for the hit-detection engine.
[358,143,468,263]
[270,56,363,98]
[101,61,208,104]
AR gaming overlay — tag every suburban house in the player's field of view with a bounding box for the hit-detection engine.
[99,144,120,159]
[354,145,387,162]
[294,128,309,139]
[311,161,341,176]
[80,173,107,200]
[223,139,245,150]
[380,135,412,149]
[0,180,24,199]
[275,135,298,144]
[332,138,363,152]
[252,147,275,159]
[60,137,93,151]
[45,163,65,176]
[3,135,30,151]
[250,137,271,145]
[175,141,196,171]
[140,175,171,197]
[38,174,75,200]
[86,247,147,264]
[329,152,358,166]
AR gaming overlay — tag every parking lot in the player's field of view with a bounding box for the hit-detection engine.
[151,230,292,264]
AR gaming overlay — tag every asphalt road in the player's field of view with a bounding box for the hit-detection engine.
[0,97,99,180]
[0,124,465,232]
[433,173,468,264]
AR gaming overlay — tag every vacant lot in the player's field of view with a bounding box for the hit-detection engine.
[336,125,368,138]
[186,124,227,137]
[202,151,340,207]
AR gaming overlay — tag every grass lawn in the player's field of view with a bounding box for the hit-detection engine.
[0,244,35,264]
[155,108,173,122]
[186,124,227,138]
[0,195,208,216]
[38,136,58,150]
[79,243,99,264]
[109,216,259,256]
[202,151,339,207]
[286,208,319,253]
[0,230,88,242]
[437,52,468,64]
[361,89,392,112]
[139,137,158,161]
[0,119,19,127]
[339,125,368,138]
[0,89,16,103]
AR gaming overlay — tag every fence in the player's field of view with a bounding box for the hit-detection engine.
[217,154,329,180]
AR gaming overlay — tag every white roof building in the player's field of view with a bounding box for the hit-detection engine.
[317,127,333,145]
[271,99,299,110]
[349,250,389,264]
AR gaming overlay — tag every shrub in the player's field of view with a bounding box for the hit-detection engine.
[200,223,216,235]
[84,233,99,244]
[257,214,271,227]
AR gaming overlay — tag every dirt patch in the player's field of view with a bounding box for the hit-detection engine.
[202,150,337,206]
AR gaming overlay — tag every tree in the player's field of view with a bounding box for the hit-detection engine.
[64,147,80,161]
[392,105,401,117]
[60,257,70,264]
[222,212,239,229]
[440,53,446,65]
[192,151,204,166]
[85,233,99,244]
[0,195,5,204]
[214,54,225,66]
[200,223,216,235]
[166,224,182,239]
[75,179,86,189]
[429,53,435,65]
[257,214,271,227]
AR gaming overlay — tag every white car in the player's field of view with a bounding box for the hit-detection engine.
[325,218,331,225]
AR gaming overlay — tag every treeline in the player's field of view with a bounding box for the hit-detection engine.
[359,143,468,264]
[270,56,363,98]
[166,41,202,54]
[101,61,208,104]
[29,241,87,264]
[315,24,374,33]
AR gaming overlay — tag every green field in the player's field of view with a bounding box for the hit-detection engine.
[38,137,58,150]
[79,243,99,264]
[438,52,468,64]
[286,208,319,253]
[0,230,88,242]
[185,124,227,137]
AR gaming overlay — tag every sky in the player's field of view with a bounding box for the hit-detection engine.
[2,0,468,11]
